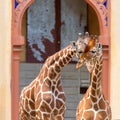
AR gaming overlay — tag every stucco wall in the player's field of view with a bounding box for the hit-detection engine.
[0,0,11,119]
[111,0,120,119]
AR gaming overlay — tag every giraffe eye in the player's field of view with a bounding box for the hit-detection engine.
[90,50,96,53]
[78,50,83,54]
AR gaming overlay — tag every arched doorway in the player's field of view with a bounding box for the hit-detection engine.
[11,0,110,119]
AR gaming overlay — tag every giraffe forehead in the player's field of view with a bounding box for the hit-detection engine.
[85,39,96,51]
[79,41,96,60]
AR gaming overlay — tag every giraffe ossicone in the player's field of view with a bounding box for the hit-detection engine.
[19,34,84,120]
[76,34,112,120]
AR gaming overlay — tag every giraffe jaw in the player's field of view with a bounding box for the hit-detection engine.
[76,62,84,69]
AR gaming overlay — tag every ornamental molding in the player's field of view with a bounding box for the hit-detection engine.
[14,0,35,35]
[13,0,110,45]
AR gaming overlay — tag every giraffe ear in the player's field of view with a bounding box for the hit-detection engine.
[98,43,102,49]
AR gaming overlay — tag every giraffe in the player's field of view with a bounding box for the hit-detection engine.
[75,33,112,120]
[19,36,84,120]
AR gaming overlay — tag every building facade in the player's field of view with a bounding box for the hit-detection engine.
[0,0,120,119]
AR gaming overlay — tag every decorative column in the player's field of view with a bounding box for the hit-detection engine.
[12,0,35,120]
[11,35,24,120]
[85,0,110,100]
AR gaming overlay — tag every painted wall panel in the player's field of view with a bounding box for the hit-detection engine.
[61,0,87,48]
[27,0,56,62]
[27,0,87,62]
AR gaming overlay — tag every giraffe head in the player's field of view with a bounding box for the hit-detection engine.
[75,32,102,73]
[71,33,87,58]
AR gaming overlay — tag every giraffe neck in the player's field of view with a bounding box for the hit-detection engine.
[38,45,76,82]
[46,45,76,68]
[89,54,103,98]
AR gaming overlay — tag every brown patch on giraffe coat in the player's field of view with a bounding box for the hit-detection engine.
[43,114,50,120]
[59,105,65,114]
[57,80,61,87]
[57,85,63,92]
[56,99,64,109]
[59,58,64,67]
[49,59,55,66]
[52,86,55,92]
[97,89,101,98]
[91,88,96,96]
[42,83,50,92]
[30,110,36,117]
[35,82,41,93]
[90,95,97,102]
[77,99,85,111]
[22,115,28,120]
[55,90,58,96]
[60,50,63,56]
[94,103,99,111]
[93,75,97,82]
[30,87,35,101]
[53,81,56,85]
[45,78,51,86]
[36,110,42,119]
[98,82,101,88]
[66,56,71,62]
[76,109,84,119]
[29,99,35,110]
[35,93,42,109]
[54,53,59,62]
[58,94,66,101]
[43,93,53,104]
[92,82,97,89]
[96,64,99,68]
[83,111,94,119]
[53,109,58,116]
[56,75,60,82]
[56,116,62,119]
[50,100,54,109]
[49,67,56,79]
[38,73,44,84]
[76,100,84,118]
[43,68,48,79]
[55,63,61,73]
[68,52,73,59]
[84,98,92,109]
[99,65,102,71]
[23,110,29,119]
[40,101,51,113]
[96,111,107,120]
[64,48,68,56]
[95,69,99,75]
[97,71,101,78]
[63,57,67,64]
[26,90,31,98]
[25,99,30,112]
[99,97,106,109]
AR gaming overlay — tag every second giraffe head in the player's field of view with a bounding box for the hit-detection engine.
[73,32,102,73]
